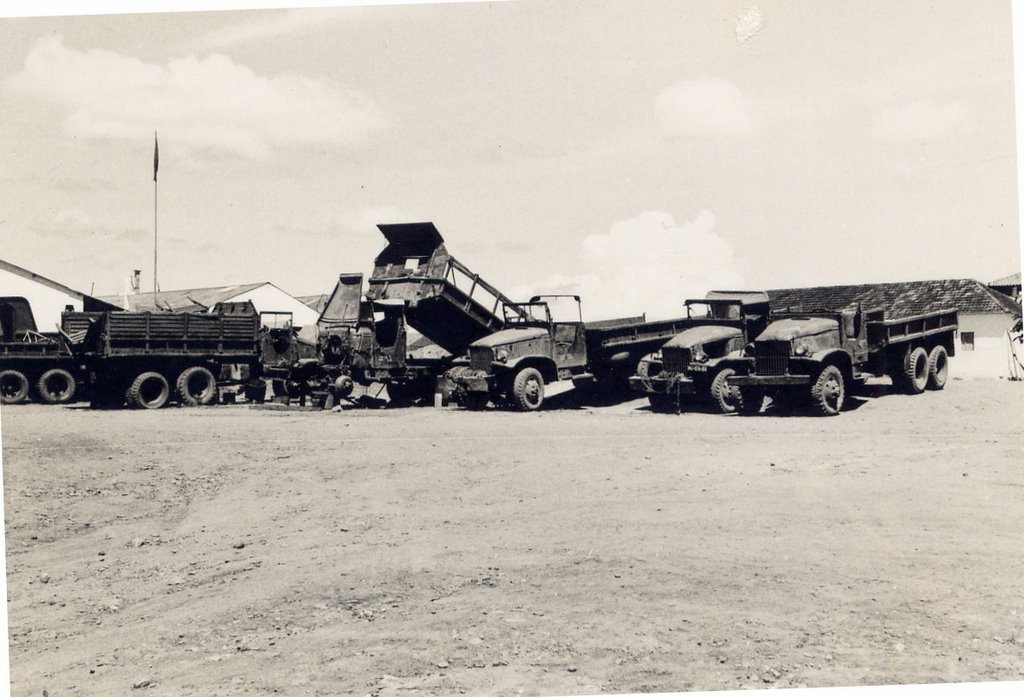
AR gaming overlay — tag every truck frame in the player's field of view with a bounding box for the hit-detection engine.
[628,291,772,413]
[725,305,958,416]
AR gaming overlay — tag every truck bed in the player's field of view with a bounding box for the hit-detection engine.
[83,311,260,358]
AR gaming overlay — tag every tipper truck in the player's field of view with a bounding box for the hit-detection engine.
[726,305,958,416]
[448,295,692,411]
[628,291,771,413]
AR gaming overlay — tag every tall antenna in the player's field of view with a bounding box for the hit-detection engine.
[153,132,159,296]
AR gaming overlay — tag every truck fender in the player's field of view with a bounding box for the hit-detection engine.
[810,349,852,378]
[505,355,558,382]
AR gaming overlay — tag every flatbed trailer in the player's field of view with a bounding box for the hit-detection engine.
[0,299,93,405]
[726,306,958,416]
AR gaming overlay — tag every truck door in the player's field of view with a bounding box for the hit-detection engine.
[552,322,587,368]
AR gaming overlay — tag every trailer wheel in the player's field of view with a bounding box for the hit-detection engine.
[903,347,929,395]
[711,369,741,414]
[0,369,30,404]
[512,367,545,411]
[37,368,77,404]
[126,371,170,409]
[810,365,844,416]
[926,346,948,390]
[648,393,677,413]
[735,386,764,415]
[176,366,217,406]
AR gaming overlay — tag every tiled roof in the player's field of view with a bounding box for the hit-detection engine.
[767,279,1021,319]
[99,282,268,312]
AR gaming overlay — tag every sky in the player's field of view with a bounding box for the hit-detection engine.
[0,0,1020,320]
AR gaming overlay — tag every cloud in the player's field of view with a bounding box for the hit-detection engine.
[4,36,388,159]
[511,210,744,321]
[874,99,974,141]
[655,78,758,138]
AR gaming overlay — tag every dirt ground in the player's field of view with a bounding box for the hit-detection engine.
[2,378,1023,696]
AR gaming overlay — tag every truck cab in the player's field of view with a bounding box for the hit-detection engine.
[629,291,771,413]
[450,295,586,411]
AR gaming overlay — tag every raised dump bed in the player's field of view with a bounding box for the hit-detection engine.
[365,222,518,355]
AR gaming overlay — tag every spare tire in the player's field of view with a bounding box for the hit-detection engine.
[0,369,30,404]
[176,366,217,406]
[37,368,77,404]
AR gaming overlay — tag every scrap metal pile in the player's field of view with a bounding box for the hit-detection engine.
[0,222,959,416]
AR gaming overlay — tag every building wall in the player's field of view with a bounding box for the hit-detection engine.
[0,267,83,331]
[225,284,321,330]
[951,313,1020,380]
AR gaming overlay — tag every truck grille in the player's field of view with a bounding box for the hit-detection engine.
[469,347,493,372]
[755,341,790,376]
[661,347,691,372]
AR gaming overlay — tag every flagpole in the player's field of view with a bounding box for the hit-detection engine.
[153,132,159,297]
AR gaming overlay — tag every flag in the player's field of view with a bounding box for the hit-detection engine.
[153,132,159,182]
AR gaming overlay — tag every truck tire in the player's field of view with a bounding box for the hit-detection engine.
[926,345,948,390]
[0,369,30,404]
[37,368,77,404]
[126,371,170,409]
[711,368,741,414]
[512,367,544,411]
[903,347,929,395]
[735,386,764,415]
[176,366,217,406]
[810,365,844,416]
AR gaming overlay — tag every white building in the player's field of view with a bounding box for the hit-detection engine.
[0,258,119,332]
[99,281,322,332]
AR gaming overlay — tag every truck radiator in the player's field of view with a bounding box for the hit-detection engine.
[469,348,494,372]
[755,341,790,376]
[661,347,691,372]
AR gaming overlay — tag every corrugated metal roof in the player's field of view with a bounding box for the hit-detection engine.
[99,282,268,312]
[298,294,329,313]
[767,279,1021,318]
[990,272,1021,287]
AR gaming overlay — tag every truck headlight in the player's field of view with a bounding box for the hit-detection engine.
[793,344,810,356]
[496,349,509,363]
[691,347,708,363]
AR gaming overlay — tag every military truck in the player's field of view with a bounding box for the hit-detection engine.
[725,305,958,416]
[628,291,771,413]
[70,301,262,409]
[448,295,691,411]
[363,222,527,403]
[0,296,89,404]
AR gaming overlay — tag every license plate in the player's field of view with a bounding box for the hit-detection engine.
[689,364,708,372]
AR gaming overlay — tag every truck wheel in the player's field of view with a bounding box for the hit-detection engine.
[736,387,764,415]
[332,374,355,398]
[0,369,30,404]
[810,365,845,416]
[37,369,77,404]
[903,347,929,395]
[126,371,170,409]
[926,346,948,390]
[176,366,217,406]
[512,367,544,411]
[648,393,677,413]
[711,369,741,414]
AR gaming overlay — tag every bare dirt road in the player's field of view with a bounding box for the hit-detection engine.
[2,379,1023,696]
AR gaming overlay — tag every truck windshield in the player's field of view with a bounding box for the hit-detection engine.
[687,301,741,320]
[503,302,550,325]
